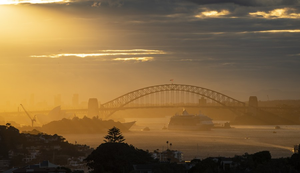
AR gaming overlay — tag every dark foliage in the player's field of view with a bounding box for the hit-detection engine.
[152,162,186,173]
[290,153,300,171]
[0,125,90,167]
[188,151,300,173]
[189,158,219,173]
[252,150,271,165]
[41,117,129,134]
[0,125,20,159]
[85,143,156,173]
[104,126,125,143]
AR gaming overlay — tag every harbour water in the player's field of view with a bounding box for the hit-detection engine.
[63,118,300,161]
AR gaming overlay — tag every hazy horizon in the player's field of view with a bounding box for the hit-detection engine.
[1,0,300,112]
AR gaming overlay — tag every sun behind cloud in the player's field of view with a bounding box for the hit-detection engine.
[195,10,230,18]
[249,8,300,19]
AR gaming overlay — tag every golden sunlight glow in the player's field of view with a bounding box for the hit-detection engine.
[0,0,69,5]
[249,8,300,19]
[30,49,166,59]
[195,10,230,18]
[113,57,154,62]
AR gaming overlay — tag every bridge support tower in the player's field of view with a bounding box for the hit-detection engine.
[88,98,100,118]
[248,96,258,116]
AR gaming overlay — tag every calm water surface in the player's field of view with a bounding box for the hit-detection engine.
[63,118,300,160]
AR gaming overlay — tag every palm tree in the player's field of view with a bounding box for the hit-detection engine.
[166,141,169,150]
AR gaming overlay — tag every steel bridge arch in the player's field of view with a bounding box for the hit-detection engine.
[101,84,246,118]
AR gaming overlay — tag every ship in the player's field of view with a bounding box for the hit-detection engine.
[168,109,214,131]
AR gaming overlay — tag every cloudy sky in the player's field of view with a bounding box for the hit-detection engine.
[1,0,300,110]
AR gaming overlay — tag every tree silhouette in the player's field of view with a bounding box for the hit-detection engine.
[104,126,125,143]
[85,143,156,173]
[85,127,158,172]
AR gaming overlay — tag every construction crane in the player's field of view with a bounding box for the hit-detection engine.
[20,104,36,127]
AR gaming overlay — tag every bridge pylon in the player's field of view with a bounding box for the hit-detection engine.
[248,96,258,116]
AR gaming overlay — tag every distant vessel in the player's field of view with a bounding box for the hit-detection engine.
[168,109,214,131]
[213,122,231,129]
[142,127,150,131]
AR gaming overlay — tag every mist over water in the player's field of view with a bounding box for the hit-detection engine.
[63,118,299,160]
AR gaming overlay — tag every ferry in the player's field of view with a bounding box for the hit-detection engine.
[168,109,214,131]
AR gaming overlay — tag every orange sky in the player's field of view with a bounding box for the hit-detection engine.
[1,0,300,112]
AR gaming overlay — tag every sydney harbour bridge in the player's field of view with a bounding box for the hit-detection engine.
[2,84,293,120]
[96,84,247,119]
